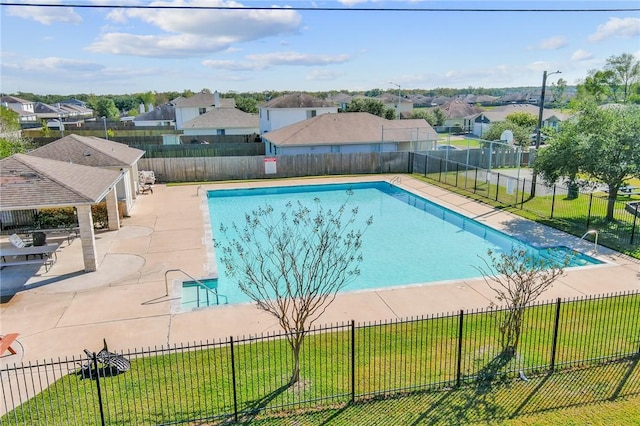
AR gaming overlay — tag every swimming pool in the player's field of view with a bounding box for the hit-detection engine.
[205,181,600,305]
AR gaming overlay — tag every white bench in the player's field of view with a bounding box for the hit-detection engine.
[20,227,79,245]
[0,243,59,272]
[0,258,53,271]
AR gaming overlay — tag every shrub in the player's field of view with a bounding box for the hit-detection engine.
[37,208,76,229]
[37,202,125,230]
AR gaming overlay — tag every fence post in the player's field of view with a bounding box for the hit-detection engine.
[550,185,557,219]
[473,168,478,194]
[586,193,594,229]
[456,309,464,388]
[230,336,238,423]
[351,320,356,404]
[495,173,500,202]
[424,154,428,177]
[438,158,443,182]
[549,298,562,372]
[520,179,526,208]
[631,208,638,245]
[455,162,459,187]
[92,352,106,426]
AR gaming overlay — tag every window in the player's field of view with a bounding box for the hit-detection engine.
[306,110,317,119]
[199,108,206,115]
[217,129,225,135]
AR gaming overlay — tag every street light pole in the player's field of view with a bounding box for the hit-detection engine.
[530,70,561,197]
[390,81,401,119]
[58,112,64,137]
[102,116,108,140]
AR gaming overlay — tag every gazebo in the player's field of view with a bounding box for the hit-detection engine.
[0,154,124,272]
[26,135,145,216]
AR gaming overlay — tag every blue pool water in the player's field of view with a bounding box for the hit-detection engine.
[204,181,600,306]
[181,279,223,309]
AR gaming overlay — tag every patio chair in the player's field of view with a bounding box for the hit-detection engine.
[81,339,130,375]
[9,234,31,248]
[139,182,153,195]
[139,170,156,185]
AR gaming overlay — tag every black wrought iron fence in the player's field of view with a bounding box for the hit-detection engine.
[1,291,638,425]
[413,153,640,250]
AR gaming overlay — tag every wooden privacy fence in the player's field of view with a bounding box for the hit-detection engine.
[138,152,411,182]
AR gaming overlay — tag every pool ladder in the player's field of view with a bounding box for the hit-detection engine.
[390,176,402,185]
[164,268,228,306]
[579,230,599,254]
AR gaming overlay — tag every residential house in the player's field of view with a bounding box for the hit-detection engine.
[376,93,414,118]
[259,92,338,135]
[262,112,437,155]
[465,104,569,138]
[1,95,38,125]
[438,100,481,131]
[182,107,258,137]
[173,91,235,130]
[133,103,176,127]
[327,93,353,111]
[26,134,145,216]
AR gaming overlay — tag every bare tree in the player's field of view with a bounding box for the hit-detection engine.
[217,192,372,385]
[476,248,567,356]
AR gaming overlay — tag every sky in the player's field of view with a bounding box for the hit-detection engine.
[1,0,639,96]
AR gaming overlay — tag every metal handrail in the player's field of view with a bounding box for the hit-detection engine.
[164,269,228,306]
[390,176,402,185]
[580,230,599,254]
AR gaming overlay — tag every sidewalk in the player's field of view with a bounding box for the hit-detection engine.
[1,175,638,365]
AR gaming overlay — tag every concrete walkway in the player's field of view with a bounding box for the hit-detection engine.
[1,175,638,365]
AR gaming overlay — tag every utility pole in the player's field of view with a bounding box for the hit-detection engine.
[530,70,561,197]
[390,82,401,119]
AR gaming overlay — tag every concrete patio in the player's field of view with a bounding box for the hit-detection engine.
[1,175,638,366]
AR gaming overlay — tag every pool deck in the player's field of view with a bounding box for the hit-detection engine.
[1,175,639,365]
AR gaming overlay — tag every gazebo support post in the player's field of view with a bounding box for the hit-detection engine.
[105,188,120,231]
[76,205,98,272]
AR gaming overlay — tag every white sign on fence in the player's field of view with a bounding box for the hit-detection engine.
[506,177,515,195]
[264,157,277,174]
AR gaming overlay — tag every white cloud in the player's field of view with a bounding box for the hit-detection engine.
[87,33,235,57]
[201,59,264,71]
[306,69,345,81]
[589,17,640,42]
[245,51,351,66]
[337,0,370,6]
[20,57,104,73]
[202,52,351,73]
[92,0,302,57]
[539,36,568,50]
[7,0,81,25]
[571,49,593,61]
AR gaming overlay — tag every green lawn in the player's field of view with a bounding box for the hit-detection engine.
[3,294,638,425]
[249,359,640,425]
[412,171,640,258]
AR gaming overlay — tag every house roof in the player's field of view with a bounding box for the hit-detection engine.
[328,93,353,104]
[464,104,572,123]
[0,154,122,210]
[182,108,258,129]
[377,93,413,105]
[262,112,437,147]
[172,92,236,108]
[27,134,145,167]
[262,93,337,108]
[440,101,480,119]
[1,95,33,105]
[34,102,63,115]
[134,103,176,122]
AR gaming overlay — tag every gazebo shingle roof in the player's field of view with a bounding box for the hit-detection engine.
[27,134,144,167]
[0,154,122,210]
